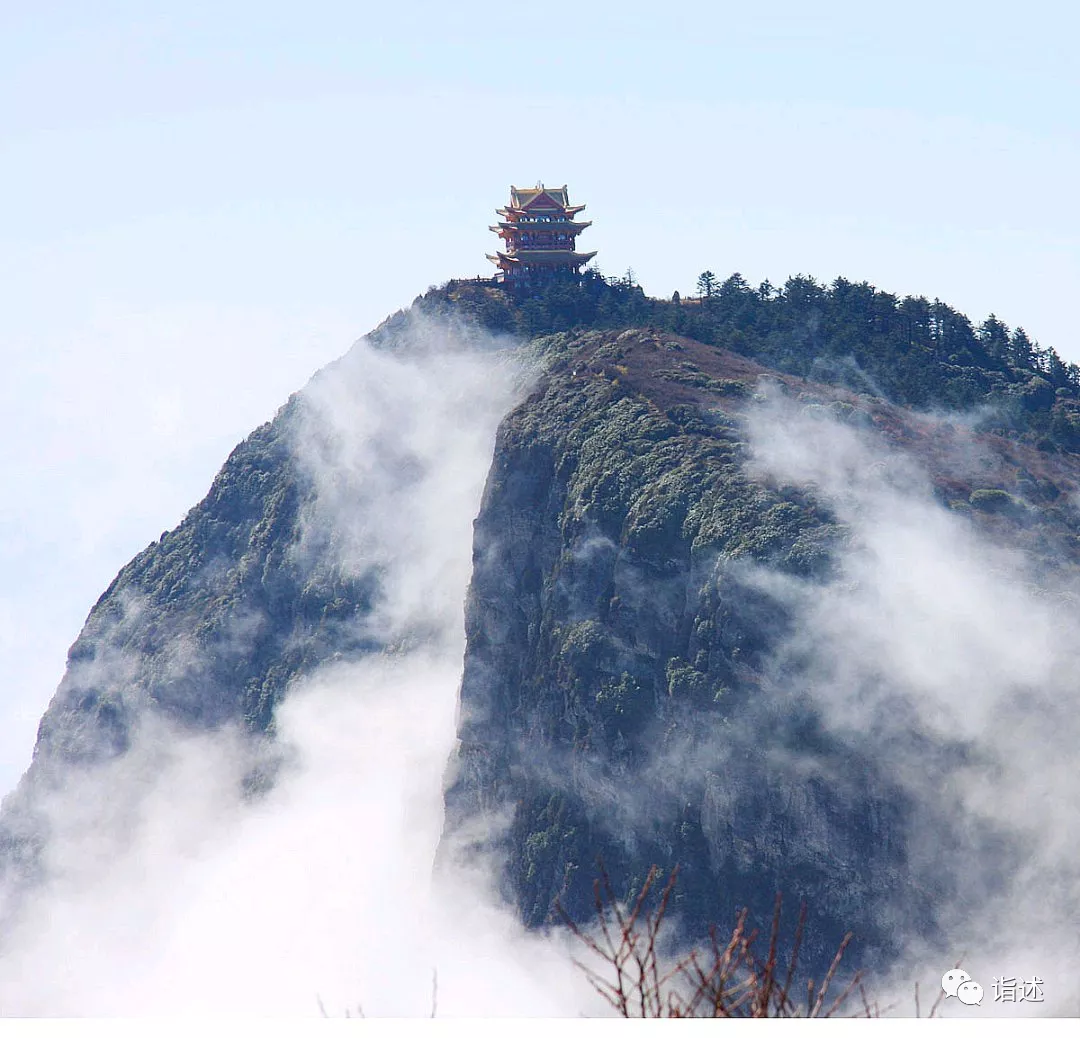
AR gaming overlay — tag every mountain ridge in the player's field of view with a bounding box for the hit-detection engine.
[442,318,1080,970]
[3,271,1079,983]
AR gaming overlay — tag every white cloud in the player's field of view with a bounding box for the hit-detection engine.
[0,300,354,793]
[745,391,1080,1016]
[0,318,594,1016]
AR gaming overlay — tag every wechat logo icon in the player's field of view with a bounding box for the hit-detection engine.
[942,968,983,1006]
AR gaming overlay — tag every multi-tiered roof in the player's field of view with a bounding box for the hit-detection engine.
[488,184,597,282]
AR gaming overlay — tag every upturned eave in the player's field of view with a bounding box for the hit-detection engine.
[491,220,592,232]
[490,249,598,266]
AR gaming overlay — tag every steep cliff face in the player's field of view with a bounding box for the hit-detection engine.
[0,390,375,889]
[445,325,1080,968]
[6,285,1080,983]
[34,399,374,764]
[0,315,517,894]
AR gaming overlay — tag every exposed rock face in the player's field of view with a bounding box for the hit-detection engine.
[444,327,1080,969]
[6,297,1080,977]
[0,389,381,891]
[0,316,488,890]
[34,399,376,765]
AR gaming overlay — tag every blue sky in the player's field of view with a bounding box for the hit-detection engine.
[0,0,1076,790]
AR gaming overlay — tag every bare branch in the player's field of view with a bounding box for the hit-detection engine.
[561,863,902,1019]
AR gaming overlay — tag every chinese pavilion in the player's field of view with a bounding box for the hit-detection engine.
[488,183,597,283]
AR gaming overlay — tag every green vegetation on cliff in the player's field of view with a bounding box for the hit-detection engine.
[413,270,1080,455]
[445,317,1080,975]
[8,263,1080,986]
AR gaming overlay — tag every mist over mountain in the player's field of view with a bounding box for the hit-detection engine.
[1,272,1079,1015]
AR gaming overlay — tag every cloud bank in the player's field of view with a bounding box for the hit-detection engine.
[3,325,1078,1018]
[744,390,1080,1016]
[0,318,592,1016]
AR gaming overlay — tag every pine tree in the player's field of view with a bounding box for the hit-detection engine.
[696,271,718,299]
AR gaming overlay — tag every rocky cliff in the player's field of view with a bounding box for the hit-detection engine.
[5,279,1080,981]
[444,322,1080,969]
